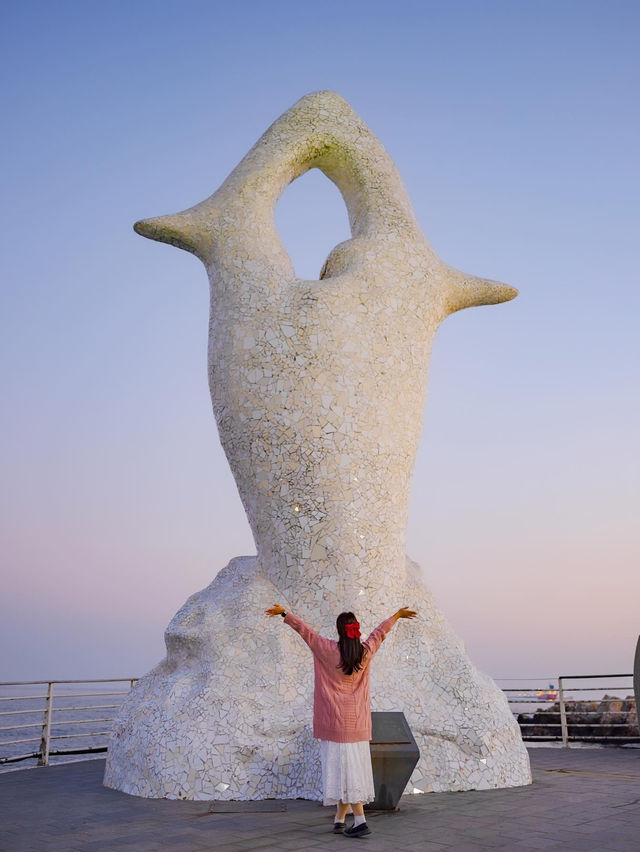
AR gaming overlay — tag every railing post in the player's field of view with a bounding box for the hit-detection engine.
[634,636,639,735]
[558,677,569,747]
[37,682,54,766]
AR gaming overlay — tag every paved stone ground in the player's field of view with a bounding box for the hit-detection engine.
[0,748,639,851]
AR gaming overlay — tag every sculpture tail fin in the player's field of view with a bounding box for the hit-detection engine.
[444,267,518,315]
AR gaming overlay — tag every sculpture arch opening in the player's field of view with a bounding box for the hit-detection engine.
[274,168,350,281]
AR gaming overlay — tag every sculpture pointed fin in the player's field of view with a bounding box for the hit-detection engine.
[134,207,214,262]
[444,267,518,315]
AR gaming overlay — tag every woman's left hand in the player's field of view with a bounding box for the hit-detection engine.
[265,603,285,617]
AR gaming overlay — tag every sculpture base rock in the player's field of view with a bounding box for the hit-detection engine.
[103,556,531,799]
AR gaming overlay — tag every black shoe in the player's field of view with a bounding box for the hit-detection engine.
[333,821,345,833]
[344,822,371,838]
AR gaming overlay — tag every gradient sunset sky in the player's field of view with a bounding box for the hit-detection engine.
[1,0,638,683]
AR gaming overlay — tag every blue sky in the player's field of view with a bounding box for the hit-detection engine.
[1,0,638,681]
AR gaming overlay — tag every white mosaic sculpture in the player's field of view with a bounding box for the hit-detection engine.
[104,92,531,800]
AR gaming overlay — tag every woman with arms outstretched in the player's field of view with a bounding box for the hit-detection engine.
[265,603,417,837]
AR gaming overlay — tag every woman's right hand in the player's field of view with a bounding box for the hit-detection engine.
[394,606,417,620]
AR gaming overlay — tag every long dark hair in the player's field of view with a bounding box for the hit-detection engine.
[336,611,364,675]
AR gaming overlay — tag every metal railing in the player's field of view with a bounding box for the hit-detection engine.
[1,672,637,770]
[0,679,136,767]
[499,673,639,746]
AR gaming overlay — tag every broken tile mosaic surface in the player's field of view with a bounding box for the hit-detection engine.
[103,91,531,800]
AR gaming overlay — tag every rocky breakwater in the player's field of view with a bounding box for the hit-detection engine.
[519,696,639,743]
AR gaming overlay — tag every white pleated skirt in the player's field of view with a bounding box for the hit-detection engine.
[319,739,375,806]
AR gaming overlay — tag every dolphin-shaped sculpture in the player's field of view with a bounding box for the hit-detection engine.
[104,92,530,801]
[133,91,516,616]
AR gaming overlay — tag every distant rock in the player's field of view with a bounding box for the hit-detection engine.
[518,695,639,743]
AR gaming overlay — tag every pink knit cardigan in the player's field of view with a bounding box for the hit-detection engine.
[283,612,397,742]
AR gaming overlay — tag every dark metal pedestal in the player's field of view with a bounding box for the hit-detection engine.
[365,711,420,811]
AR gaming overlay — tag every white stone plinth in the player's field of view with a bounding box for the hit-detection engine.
[104,556,530,798]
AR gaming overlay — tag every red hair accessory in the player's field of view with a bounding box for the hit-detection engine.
[345,622,361,639]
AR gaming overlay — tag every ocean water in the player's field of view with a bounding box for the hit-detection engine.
[0,681,132,774]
